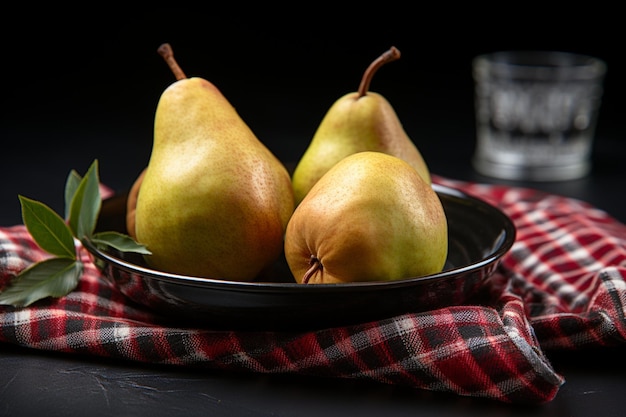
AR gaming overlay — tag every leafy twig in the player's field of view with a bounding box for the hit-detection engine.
[0,159,150,307]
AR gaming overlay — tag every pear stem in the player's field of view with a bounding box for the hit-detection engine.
[357,46,401,98]
[158,43,187,80]
[302,255,322,284]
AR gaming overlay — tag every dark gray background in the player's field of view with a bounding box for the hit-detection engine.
[1,5,624,225]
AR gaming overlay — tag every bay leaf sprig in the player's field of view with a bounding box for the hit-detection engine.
[0,159,150,307]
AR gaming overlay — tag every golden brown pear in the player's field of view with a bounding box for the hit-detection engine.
[291,46,431,206]
[134,44,294,281]
[125,167,145,240]
[284,151,447,284]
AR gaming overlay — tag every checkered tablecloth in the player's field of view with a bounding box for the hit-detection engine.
[2,175,625,404]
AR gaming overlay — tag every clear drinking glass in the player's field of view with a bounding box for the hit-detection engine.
[472,51,607,181]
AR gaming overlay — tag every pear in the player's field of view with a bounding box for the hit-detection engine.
[134,43,294,281]
[291,46,431,206]
[284,151,447,284]
[125,167,145,240]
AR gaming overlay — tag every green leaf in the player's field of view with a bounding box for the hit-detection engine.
[68,159,101,239]
[3,159,152,307]
[19,195,76,259]
[0,258,83,307]
[64,169,82,219]
[89,231,152,254]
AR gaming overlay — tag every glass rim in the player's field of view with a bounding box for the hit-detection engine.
[473,50,607,80]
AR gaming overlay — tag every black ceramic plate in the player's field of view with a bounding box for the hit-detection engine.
[85,184,516,331]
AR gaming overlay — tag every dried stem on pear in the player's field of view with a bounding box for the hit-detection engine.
[357,46,401,98]
[158,43,187,80]
[302,255,322,284]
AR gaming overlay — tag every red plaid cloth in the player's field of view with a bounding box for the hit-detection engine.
[2,176,626,404]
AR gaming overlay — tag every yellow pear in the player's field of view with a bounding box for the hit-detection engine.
[284,151,447,284]
[134,43,294,281]
[291,46,431,206]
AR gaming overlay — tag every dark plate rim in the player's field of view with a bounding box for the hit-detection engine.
[83,183,516,293]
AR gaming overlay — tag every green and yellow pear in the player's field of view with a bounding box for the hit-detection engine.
[134,43,294,281]
[284,151,447,284]
[291,46,431,206]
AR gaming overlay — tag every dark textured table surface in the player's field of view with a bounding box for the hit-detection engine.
[2,7,625,416]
